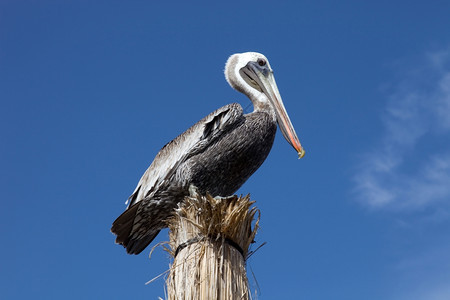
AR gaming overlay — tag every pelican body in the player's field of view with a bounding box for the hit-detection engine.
[112,52,304,254]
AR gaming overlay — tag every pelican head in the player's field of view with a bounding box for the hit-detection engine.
[225,52,305,159]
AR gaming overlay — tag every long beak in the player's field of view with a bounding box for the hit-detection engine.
[246,63,305,158]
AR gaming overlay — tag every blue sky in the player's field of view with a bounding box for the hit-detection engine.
[1,1,450,299]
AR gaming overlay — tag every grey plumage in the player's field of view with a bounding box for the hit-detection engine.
[112,52,304,254]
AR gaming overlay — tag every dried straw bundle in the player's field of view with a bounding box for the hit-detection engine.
[166,188,259,300]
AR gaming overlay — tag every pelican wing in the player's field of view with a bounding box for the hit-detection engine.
[127,103,244,207]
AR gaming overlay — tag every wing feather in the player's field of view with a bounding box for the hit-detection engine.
[127,103,243,207]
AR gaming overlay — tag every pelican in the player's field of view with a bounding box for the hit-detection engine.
[111,52,305,254]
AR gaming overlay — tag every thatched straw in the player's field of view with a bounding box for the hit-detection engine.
[165,187,259,300]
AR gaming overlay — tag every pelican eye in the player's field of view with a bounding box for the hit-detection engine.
[257,58,266,67]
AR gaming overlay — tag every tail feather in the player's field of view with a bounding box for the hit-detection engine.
[112,188,187,254]
[111,203,138,245]
[125,230,161,255]
[111,203,161,255]
[111,203,165,254]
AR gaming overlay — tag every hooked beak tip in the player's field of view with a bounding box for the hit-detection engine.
[298,148,306,159]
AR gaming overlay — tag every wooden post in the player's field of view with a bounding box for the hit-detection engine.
[165,189,259,300]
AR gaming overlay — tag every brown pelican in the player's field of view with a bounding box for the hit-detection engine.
[111,52,305,254]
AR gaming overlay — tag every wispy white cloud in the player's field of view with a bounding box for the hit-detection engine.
[353,48,450,213]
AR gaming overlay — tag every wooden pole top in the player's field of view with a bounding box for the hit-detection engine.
[165,188,259,300]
